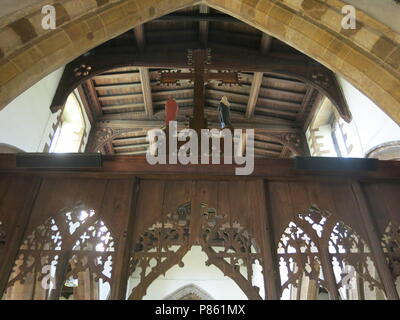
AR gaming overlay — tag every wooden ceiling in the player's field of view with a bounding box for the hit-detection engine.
[64,5,349,158]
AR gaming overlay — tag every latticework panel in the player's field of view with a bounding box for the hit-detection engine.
[4,203,115,300]
[381,222,400,283]
[277,205,385,300]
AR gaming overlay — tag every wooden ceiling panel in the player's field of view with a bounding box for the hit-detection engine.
[208,29,261,50]
[262,75,307,93]
[73,5,347,158]
[93,71,141,83]
[146,29,198,46]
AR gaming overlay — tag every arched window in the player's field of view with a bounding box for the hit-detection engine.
[0,143,25,153]
[164,284,215,300]
[49,93,86,153]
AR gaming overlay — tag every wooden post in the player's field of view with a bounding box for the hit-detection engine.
[319,248,340,300]
[110,177,140,299]
[190,49,208,135]
[49,251,70,300]
[351,182,399,300]
[260,180,282,300]
[0,178,42,298]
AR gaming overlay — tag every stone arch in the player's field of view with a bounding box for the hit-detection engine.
[164,284,215,300]
[0,0,399,124]
[0,143,25,153]
[366,141,400,160]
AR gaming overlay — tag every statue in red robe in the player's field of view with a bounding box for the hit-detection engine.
[165,97,179,126]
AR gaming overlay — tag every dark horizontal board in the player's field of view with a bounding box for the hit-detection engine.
[295,157,378,172]
[16,154,102,169]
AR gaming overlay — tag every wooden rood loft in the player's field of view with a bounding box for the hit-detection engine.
[50,5,351,158]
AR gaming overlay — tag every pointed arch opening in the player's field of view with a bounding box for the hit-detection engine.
[3,203,115,300]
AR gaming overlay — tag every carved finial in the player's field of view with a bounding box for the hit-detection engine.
[73,64,92,77]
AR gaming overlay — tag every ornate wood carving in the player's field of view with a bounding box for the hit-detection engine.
[278,205,385,299]
[265,132,308,156]
[127,202,191,300]
[200,207,264,300]
[85,127,143,153]
[381,221,400,281]
[278,221,325,294]
[50,47,349,121]
[73,64,92,77]
[127,202,264,300]
[329,221,383,292]
[5,203,115,300]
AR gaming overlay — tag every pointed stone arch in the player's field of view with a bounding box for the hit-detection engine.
[164,284,214,300]
[0,0,399,124]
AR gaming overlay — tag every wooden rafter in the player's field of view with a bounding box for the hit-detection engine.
[156,12,239,23]
[246,72,263,118]
[260,34,272,55]
[80,79,102,120]
[51,46,348,118]
[139,68,154,117]
[246,33,272,118]
[134,24,154,117]
[199,4,209,47]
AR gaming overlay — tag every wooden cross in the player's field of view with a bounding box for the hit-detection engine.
[159,49,240,133]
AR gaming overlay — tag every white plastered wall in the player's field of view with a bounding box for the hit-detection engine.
[337,76,400,157]
[0,67,64,152]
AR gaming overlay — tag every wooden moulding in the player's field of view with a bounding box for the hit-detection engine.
[0,155,399,181]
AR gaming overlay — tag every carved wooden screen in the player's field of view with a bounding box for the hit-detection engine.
[381,221,400,292]
[362,183,400,296]
[126,180,269,300]
[0,177,133,300]
[3,203,115,300]
[270,181,387,300]
[0,176,40,297]
[1,168,399,301]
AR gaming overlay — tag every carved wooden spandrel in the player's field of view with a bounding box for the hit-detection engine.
[277,205,385,300]
[4,203,116,300]
[381,221,400,283]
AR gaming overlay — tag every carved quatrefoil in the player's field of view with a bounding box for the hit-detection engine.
[73,64,92,77]
[311,73,330,88]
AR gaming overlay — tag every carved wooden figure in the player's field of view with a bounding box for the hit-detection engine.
[165,98,179,127]
[218,96,233,130]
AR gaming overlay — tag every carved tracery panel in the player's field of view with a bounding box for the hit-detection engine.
[126,202,265,300]
[277,205,385,300]
[381,221,400,291]
[329,221,384,299]
[3,203,115,300]
[200,207,265,300]
[278,221,325,300]
[127,202,191,300]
